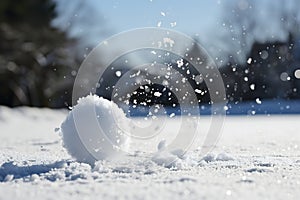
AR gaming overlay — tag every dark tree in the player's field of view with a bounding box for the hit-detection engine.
[0,0,79,107]
[218,0,300,102]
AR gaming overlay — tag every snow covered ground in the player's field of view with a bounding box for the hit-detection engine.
[0,105,300,200]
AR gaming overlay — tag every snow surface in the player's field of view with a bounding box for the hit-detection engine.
[0,105,300,199]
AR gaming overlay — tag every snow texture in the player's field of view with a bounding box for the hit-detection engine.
[0,106,300,199]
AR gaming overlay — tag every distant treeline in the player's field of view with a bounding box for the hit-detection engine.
[0,0,78,108]
[220,33,300,103]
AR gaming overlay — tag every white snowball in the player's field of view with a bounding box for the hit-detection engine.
[60,94,130,165]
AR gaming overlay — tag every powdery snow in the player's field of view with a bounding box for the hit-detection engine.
[0,105,300,199]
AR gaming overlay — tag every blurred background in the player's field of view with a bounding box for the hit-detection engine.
[1,0,300,114]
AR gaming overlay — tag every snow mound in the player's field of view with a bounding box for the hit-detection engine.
[0,161,68,182]
[152,141,235,169]
[201,152,235,162]
[60,94,130,165]
[151,141,198,169]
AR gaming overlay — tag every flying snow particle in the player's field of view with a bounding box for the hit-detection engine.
[163,37,175,47]
[157,21,162,27]
[154,91,162,97]
[195,75,204,83]
[169,113,175,118]
[162,80,169,86]
[160,11,166,16]
[256,98,262,104]
[71,70,77,76]
[294,69,300,79]
[259,50,269,60]
[250,84,255,90]
[170,22,177,27]
[247,58,252,64]
[177,59,184,68]
[195,89,202,94]
[280,72,290,81]
[115,71,122,77]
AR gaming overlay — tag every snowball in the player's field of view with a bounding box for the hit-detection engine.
[60,94,130,165]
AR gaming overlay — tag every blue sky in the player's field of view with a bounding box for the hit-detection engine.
[95,0,221,34]
[53,0,223,46]
[52,0,299,63]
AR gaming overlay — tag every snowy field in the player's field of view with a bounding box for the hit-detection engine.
[0,106,300,200]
